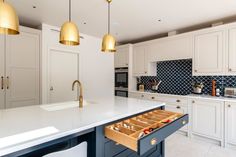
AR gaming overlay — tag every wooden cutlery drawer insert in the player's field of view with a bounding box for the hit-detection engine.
[105,109,189,156]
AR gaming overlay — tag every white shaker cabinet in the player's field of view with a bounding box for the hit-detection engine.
[227,28,236,74]
[193,30,224,76]
[191,99,223,140]
[114,46,129,68]
[133,45,156,76]
[225,102,236,146]
[148,34,192,62]
[0,36,4,109]
[1,27,40,109]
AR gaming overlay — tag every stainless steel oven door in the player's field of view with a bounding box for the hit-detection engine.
[115,71,128,88]
[115,88,128,97]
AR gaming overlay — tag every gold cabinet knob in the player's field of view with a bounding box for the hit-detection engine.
[228,104,231,108]
[194,70,197,72]
[176,99,181,103]
[50,86,54,91]
[151,97,155,100]
[176,106,181,109]
[192,100,195,104]
[229,68,232,72]
[150,138,157,145]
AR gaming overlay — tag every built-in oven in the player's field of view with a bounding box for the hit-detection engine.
[115,68,128,88]
[115,68,128,97]
[115,87,128,97]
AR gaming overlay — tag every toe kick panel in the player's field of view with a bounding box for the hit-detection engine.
[105,109,189,156]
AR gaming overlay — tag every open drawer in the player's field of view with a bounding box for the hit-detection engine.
[105,109,189,156]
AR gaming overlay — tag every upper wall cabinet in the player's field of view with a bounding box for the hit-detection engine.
[133,44,156,76]
[148,34,193,62]
[193,30,225,76]
[227,27,236,74]
[114,45,129,68]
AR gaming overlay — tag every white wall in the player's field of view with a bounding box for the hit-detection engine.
[41,24,114,104]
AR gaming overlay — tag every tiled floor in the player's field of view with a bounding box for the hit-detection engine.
[166,134,236,157]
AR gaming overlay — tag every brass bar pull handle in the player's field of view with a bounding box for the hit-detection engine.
[1,76,3,90]
[6,76,9,89]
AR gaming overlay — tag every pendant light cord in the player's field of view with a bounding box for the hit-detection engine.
[69,0,71,21]
[108,1,110,34]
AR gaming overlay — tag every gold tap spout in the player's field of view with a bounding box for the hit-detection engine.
[72,80,83,108]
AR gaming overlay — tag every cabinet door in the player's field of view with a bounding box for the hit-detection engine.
[193,31,224,75]
[165,104,188,131]
[149,35,192,62]
[0,36,4,109]
[191,99,223,139]
[5,29,40,108]
[115,47,129,68]
[225,102,236,145]
[48,49,78,103]
[228,28,236,73]
[133,45,147,76]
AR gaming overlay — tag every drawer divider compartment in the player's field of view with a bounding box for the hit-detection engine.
[105,109,189,156]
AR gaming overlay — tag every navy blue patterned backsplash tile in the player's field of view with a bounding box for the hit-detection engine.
[141,59,236,96]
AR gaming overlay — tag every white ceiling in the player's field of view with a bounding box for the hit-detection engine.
[7,0,236,43]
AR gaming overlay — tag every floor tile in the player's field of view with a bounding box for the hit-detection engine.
[166,133,213,157]
[206,145,236,157]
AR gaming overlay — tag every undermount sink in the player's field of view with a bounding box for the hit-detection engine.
[40,100,96,111]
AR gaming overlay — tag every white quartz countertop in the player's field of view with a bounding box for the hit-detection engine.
[0,97,165,156]
[129,90,236,102]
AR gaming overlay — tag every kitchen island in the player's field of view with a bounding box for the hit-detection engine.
[0,97,188,157]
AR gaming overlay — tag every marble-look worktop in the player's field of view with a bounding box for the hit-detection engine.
[0,97,165,156]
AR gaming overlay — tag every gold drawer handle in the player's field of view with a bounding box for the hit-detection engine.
[1,76,3,90]
[182,120,186,125]
[6,76,9,89]
[150,138,157,146]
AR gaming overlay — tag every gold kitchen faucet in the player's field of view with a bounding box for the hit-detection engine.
[72,80,83,108]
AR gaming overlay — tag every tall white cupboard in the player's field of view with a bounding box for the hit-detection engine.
[0,26,40,109]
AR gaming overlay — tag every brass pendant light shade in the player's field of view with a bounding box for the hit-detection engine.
[59,0,80,46]
[0,0,19,35]
[60,21,80,46]
[101,0,116,52]
[102,34,116,52]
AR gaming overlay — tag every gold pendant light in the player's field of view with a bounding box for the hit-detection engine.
[101,0,116,52]
[0,0,19,35]
[59,0,80,46]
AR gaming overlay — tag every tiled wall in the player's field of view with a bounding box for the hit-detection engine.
[141,59,236,96]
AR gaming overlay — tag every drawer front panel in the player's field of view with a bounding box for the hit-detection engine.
[138,114,188,155]
[156,96,188,105]
[105,141,127,157]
